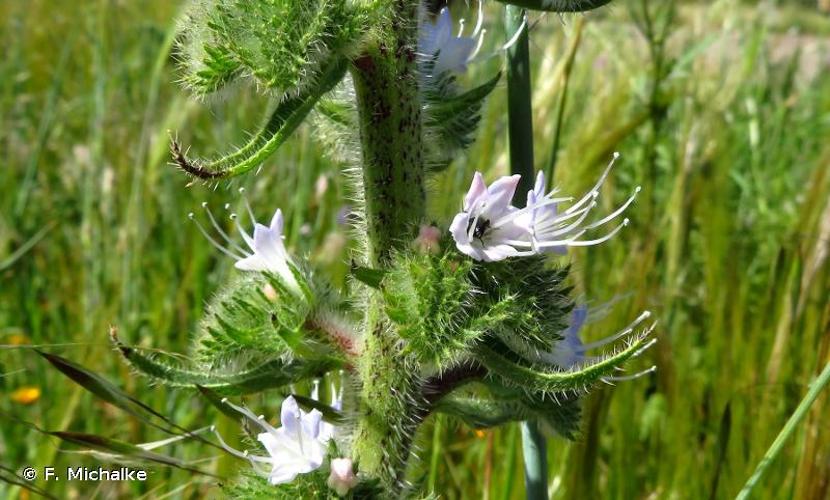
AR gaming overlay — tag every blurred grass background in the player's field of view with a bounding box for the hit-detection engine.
[2,0,829,498]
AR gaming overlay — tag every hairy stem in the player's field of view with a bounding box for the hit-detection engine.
[351,2,424,265]
[350,0,425,490]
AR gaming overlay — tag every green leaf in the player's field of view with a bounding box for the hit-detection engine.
[475,329,654,394]
[113,333,343,396]
[422,72,501,171]
[172,56,349,180]
[493,0,613,12]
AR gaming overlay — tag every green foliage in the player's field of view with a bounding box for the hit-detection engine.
[472,256,573,353]
[492,0,613,12]
[173,56,349,179]
[436,389,581,440]
[115,338,342,396]
[382,250,515,365]
[421,72,502,171]
[225,468,383,499]
[192,273,309,366]
[177,0,377,96]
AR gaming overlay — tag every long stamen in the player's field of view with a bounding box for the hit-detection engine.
[603,365,656,382]
[584,187,641,230]
[536,201,597,239]
[566,219,629,247]
[472,0,484,36]
[212,425,272,467]
[470,29,486,61]
[231,213,256,249]
[458,18,465,37]
[189,213,247,260]
[501,13,527,52]
[579,311,651,351]
[491,195,573,229]
[239,187,256,224]
[221,397,280,435]
[563,152,620,216]
[202,202,247,254]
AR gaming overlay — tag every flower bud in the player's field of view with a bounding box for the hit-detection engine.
[327,458,358,496]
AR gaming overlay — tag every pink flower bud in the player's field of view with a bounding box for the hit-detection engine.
[327,458,358,496]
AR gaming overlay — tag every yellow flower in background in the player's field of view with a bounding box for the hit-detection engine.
[11,386,41,405]
[5,332,29,345]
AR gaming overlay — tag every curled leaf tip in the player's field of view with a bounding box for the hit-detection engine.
[170,138,227,180]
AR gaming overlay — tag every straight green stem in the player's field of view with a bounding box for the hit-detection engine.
[736,359,830,499]
[505,5,548,500]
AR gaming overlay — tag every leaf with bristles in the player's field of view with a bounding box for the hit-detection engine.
[172,56,349,180]
[475,327,655,394]
[350,262,387,289]
[113,333,343,396]
[422,72,501,171]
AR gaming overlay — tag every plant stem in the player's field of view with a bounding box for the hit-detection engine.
[351,11,425,266]
[505,6,536,199]
[350,0,425,490]
[504,5,548,500]
[736,359,830,500]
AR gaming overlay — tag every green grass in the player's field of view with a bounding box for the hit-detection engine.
[2,0,830,498]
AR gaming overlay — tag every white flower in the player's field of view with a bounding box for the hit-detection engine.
[188,192,300,294]
[449,172,534,262]
[419,7,484,76]
[233,208,299,289]
[213,396,333,485]
[327,458,358,496]
[449,154,641,262]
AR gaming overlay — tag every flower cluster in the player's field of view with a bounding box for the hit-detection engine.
[450,153,641,262]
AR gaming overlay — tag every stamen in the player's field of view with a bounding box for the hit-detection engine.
[312,379,321,401]
[603,365,656,382]
[563,152,620,216]
[566,218,629,247]
[223,398,280,435]
[579,311,651,351]
[536,201,597,239]
[491,196,573,229]
[472,0,484,36]
[189,212,246,260]
[458,18,465,37]
[231,213,256,249]
[584,187,641,230]
[203,202,247,254]
[501,13,527,52]
[470,29,486,61]
[239,187,256,223]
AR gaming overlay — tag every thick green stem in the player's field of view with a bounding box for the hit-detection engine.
[350,0,425,490]
[350,6,424,265]
[505,6,548,499]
